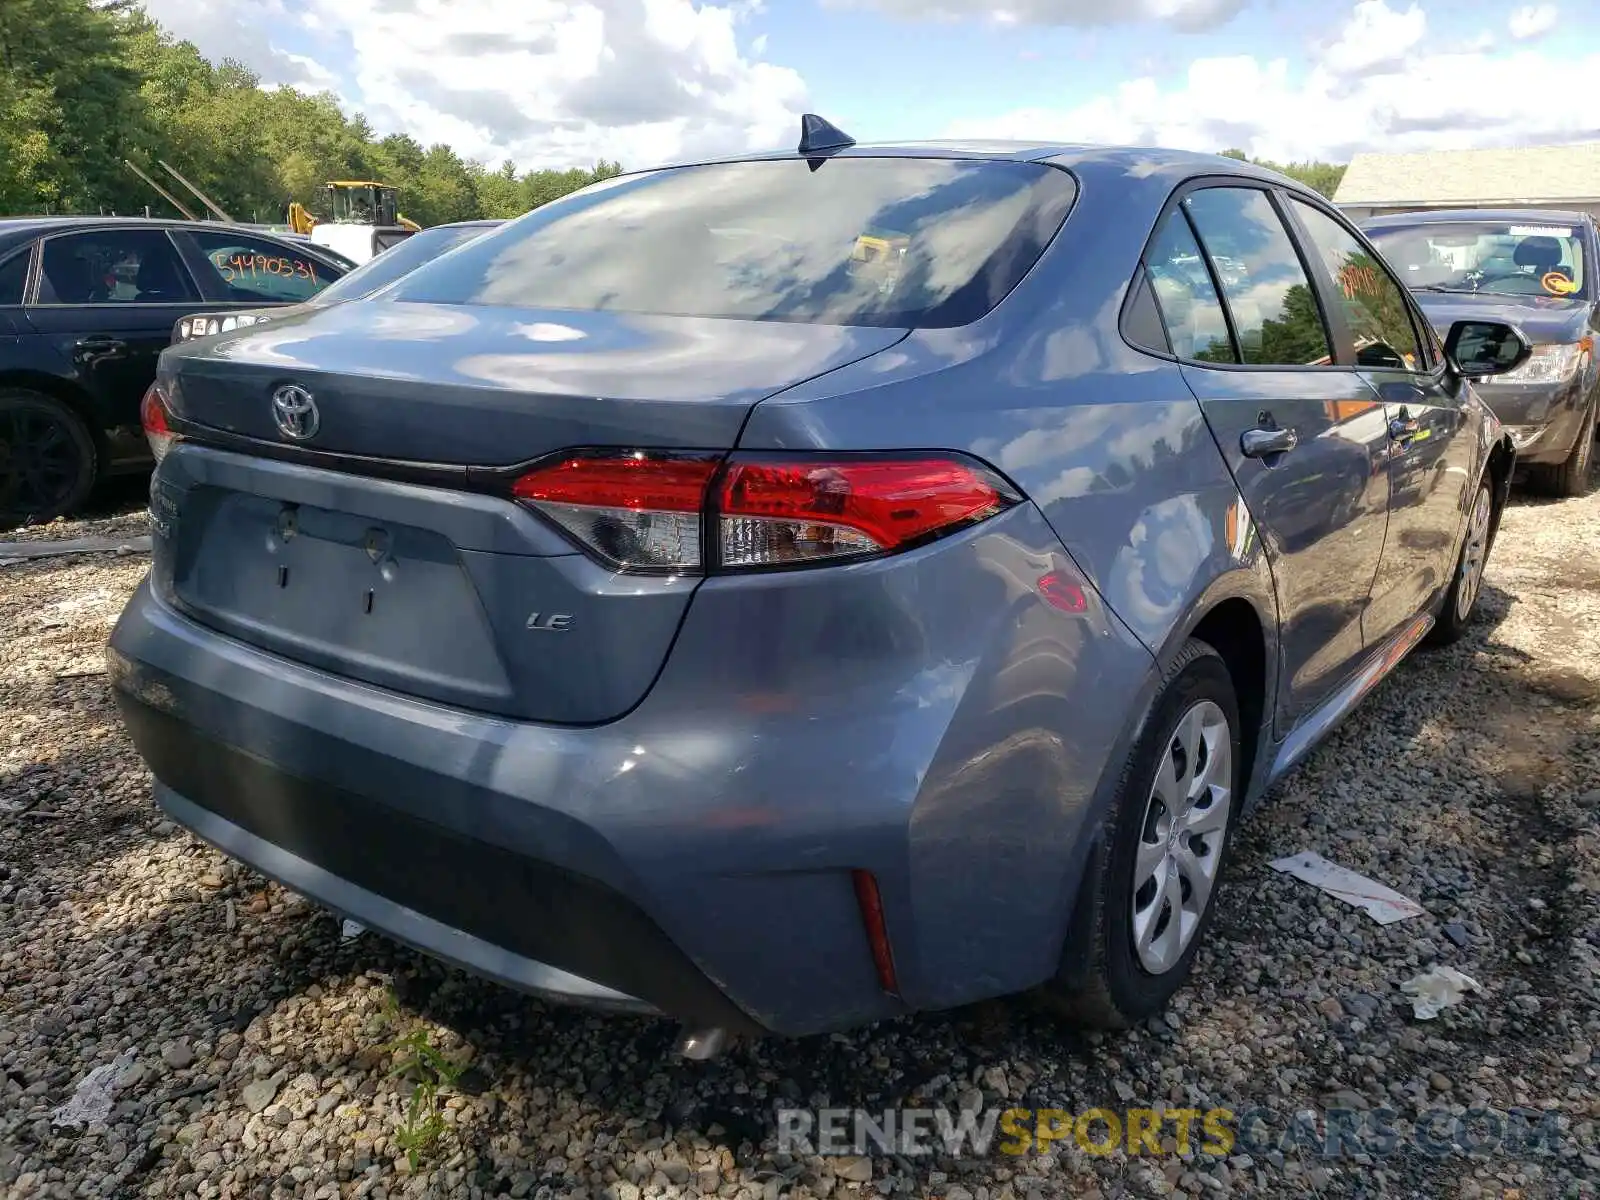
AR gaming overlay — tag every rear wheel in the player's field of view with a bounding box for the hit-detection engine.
[1427,477,1494,647]
[0,389,99,532]
[1044,639,1240,1028]
[1535,398,1595,498]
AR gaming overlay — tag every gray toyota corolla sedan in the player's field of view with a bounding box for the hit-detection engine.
[1362,210,1599,496]
[111,119,1527,1052]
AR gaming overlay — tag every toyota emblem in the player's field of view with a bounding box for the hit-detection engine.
[271,384,319,441]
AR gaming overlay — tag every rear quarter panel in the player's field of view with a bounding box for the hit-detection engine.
[740,151,1281,681]
[735,153,1284,995]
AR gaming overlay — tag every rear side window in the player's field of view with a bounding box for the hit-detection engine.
[38,229,198,305]
[1183,188,1333,367]
[189,230,341,303]
[1145,210,1236,363]
[0,249,27,304]
[391,158,1079,328]
[1290,199,1424,371]
[1121,269,1170,355]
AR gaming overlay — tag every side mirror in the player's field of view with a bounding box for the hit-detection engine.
[1443,319,1532,378]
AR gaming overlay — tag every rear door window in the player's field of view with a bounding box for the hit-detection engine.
[1290,199,1424,371]
[37,229,199,305]
[1182,187,1334,367]
[1144,209,1237,363]
[391,158,1079,328]
[187,231,342,303]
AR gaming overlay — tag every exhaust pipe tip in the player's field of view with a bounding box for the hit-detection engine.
[675,1026,730,1061]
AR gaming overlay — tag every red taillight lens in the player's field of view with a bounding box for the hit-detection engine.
[716,457,1013,568]
[140,383,177,463]
[511,453,718,571]
[510,451,1017,572]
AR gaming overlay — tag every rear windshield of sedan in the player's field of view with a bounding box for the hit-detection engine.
[388,157,1079,328]
[1366,220,1589,299]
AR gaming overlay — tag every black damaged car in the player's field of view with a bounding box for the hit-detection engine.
[0,218,351,530]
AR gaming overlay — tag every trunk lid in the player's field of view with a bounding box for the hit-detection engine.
[161,300,907,464]
[153,300,906,723]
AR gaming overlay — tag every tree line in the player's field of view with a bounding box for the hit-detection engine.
[1219,149,1346,199]
[0,0,621,226]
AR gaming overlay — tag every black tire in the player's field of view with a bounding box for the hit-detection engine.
[1427,476,1495,647]
[1043,638,1241,1028]
[0,389,99,532]
[1535,398,1595,498]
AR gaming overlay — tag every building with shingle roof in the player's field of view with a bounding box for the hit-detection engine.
[1334,142,1600,221]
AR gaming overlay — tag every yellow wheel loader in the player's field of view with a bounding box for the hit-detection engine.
[288,182,420,265]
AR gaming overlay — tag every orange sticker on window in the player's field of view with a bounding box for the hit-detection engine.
[211,250,319,286]
[1541,271,1579,295]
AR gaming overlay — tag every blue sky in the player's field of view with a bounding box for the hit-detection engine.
[141,0,1600,171]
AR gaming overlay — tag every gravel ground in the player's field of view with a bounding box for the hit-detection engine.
[2,484,1598,1200]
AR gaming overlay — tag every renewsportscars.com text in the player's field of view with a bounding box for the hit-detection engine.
[775,1105,1567,1160]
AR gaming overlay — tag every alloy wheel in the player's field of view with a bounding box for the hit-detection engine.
[1454,485,1492,624]
[1130,699,1233,975]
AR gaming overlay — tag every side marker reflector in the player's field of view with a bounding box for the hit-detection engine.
[851,868,899,995]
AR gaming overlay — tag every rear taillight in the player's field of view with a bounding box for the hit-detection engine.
[141,383,177,463]
[510,450,1018,573]
[716,458,1012,569]
[511,452,718,571]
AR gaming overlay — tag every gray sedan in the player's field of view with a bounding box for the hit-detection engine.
[112,121,1526,1049]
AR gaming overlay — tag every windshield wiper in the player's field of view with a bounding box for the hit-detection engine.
[1411,284,1482,294]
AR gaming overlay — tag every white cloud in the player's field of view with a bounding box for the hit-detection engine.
[1320,1,1426,77]
[943,43,1600,164]
[279,52,339,93]
[140,0,808,171]
[1508,4,1558,38]
[832,0,1246,31]
[141,0,337,92]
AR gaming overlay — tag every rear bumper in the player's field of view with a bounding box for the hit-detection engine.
[110,591,768,1032]
[109,499,1153,1036]
[123,694,740,1023]
[152,781,660,1018]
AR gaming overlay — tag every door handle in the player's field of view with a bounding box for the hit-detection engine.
[1240,426,1298,458]
[74,335,127,355]
[1388,416,1421,442]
